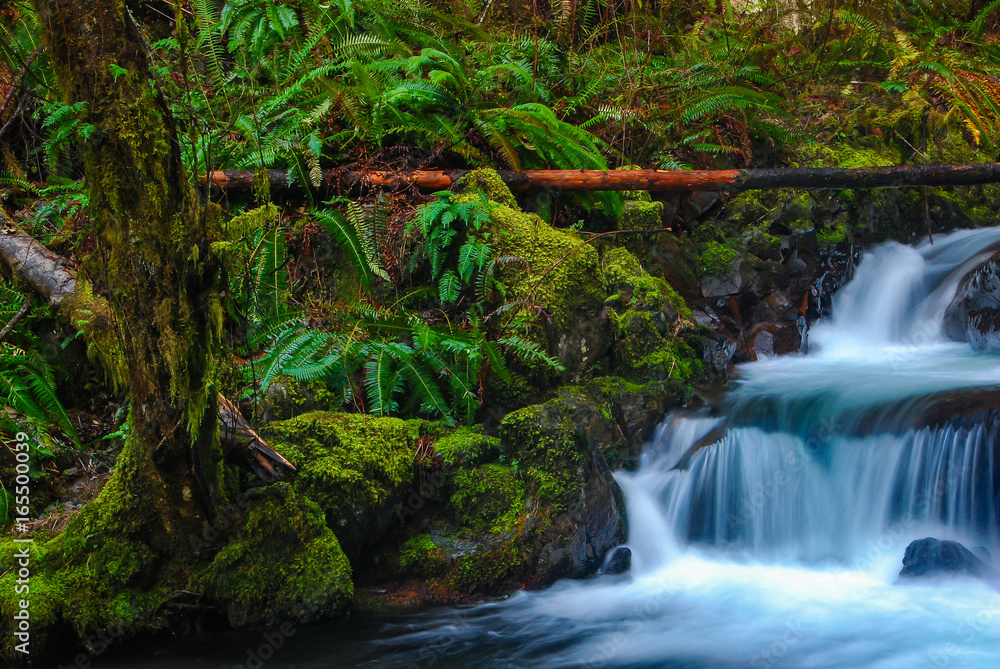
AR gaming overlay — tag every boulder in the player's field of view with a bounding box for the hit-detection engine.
[602,546,632,575]
[944,251,1000,351]
[262,412,417,563]
[498,395,628,583]
[456,169,610,381]
[898,537,988,580]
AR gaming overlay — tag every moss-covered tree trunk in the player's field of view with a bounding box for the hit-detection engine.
[34,0,225,546]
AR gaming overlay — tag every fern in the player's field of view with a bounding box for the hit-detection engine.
[0,284,78,446]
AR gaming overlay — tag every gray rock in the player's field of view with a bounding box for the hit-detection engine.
[602,546,631,575]
[944,251,1000,351]
[898,537,987,580]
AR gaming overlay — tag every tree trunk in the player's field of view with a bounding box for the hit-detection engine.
[203,163,1000,197]
[0,221,295,481]
[34,0,225,546]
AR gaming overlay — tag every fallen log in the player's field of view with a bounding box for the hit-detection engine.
[203,163,1000,197]
[0,217,295,481]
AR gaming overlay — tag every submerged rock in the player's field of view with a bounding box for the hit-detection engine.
[898,537,987,580]
[944,251,1000,351]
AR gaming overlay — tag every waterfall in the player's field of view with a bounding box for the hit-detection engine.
[627,414,998,568]
[346,229,1000,668]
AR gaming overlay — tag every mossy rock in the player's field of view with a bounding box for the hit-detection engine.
[263,411,416,561]
[496,395,626,579]
[450,464,525,532]
[603,247,691,320]
[194,484,352,628]
[432,424,501,467]
[620,199,663,230]
[457,169,609,379]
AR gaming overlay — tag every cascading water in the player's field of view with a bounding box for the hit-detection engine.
[94,230,1000,669]
[353,228,1000,669]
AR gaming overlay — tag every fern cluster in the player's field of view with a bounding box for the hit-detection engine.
[0,284,78,448]
[242,191,561,424]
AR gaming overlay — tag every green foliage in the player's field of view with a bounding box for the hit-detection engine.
[257,305,558,424]
[0,284,77,447]
[407,191,494,301]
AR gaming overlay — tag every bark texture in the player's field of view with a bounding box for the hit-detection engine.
[35,0,226,542]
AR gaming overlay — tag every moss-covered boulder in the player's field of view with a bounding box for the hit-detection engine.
[495,395,625,581]
[262,411,416,561]
[194,484,352,627]
[361,377,683,609]
[457,169,610,380]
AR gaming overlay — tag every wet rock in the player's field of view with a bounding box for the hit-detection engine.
[498,392,630,583]
[602,546,631,575]
[944,251,1000,351]
[898,537,987,580]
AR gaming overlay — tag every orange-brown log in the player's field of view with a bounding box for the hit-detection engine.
[202,163,1000,197]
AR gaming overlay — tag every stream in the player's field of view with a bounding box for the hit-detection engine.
[90,228,1000,668]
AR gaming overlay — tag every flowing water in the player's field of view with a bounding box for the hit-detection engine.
[94,229,1000,668]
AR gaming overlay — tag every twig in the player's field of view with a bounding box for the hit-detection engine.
[0,299,32,344]
[0,44,42,119]
[476,0,496,25]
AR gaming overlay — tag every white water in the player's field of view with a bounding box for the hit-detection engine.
[359,228,1000,669]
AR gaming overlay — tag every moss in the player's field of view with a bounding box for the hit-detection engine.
[798,142,899,169]
[456,168,518,208]
[609,310,702,382]
[262,412,415,558]
[264,411,413,517]
[396,534,450,578]
[699,241,739,277]
[194,485,352,627]
[432,425,500,467]
[457,169,604,333]
[816,216,848,246]
[620,199,663,230]
[603,247,691,318]
[498,404,585,511]
[0,425,181,652]
[450,543,520,592]
[450,464,525,532]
